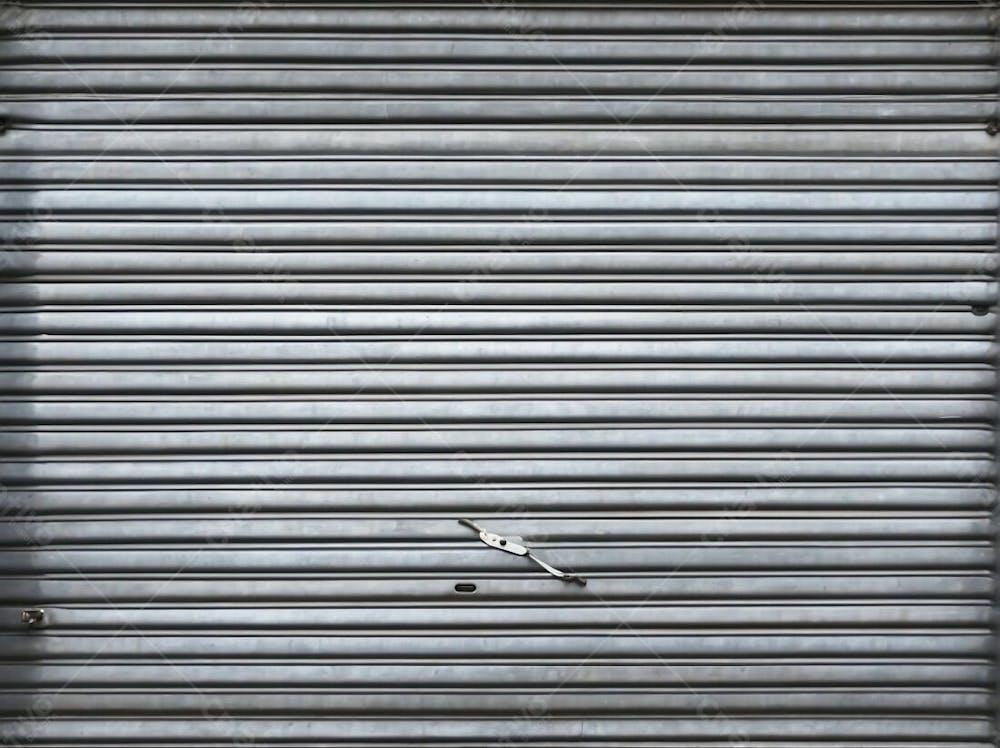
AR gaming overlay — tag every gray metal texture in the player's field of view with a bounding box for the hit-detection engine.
[0,1,998,746]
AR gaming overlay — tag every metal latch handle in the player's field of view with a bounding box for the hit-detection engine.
[459,519,586,586]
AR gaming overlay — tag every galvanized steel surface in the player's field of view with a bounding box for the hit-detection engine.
[0,1,998,746]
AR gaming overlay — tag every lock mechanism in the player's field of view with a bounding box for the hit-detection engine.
[20,608,45,626]
[459,519,586,586]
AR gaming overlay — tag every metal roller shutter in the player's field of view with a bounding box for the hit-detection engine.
[0,1,998,745]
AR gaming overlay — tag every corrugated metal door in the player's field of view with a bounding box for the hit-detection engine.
[0,1,998,745]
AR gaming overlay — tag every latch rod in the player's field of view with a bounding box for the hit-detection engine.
[458,518,586,586]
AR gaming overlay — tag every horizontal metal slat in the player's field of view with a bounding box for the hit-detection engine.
[0,397,988,424]
[3,158,997,185]
[7,66,997,95]
[4,251,998,278]
[0,516,990,545]
[4,486,992,513]
[4,188,997,214]
[1,310,993,335]
[0,662,990,689]
[1,544,990,574]
[0,658,990,692]
[0,367,989,396]
[0,339,992,365]
[14,5,993,34]
[0,426,989,456]
[5,219,994,244]
[1,280,995,305]
[3,126,990,158]
[7,574,990,604]
[0,688,990,718]
[3,96,995,124]
[4,36,996,64]
[2,603,988,631]
[1,457,993,486]
[3,716,994,745]
[3,633,991,660]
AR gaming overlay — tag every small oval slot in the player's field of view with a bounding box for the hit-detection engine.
[454,583,477,594]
